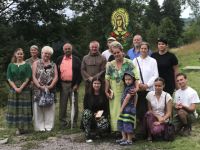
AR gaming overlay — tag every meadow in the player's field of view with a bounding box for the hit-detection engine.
[0,41,200,150]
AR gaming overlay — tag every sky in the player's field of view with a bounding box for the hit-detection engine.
[158,0,192,18]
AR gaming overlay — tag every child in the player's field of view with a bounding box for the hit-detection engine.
[116,71,137,146]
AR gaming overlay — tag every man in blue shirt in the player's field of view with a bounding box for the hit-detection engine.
[127,34,152,60]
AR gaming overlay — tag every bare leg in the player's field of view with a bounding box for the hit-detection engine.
[127,133,133,142]
[122,132,127,140]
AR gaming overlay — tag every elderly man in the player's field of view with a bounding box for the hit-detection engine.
[102,37,116,61]
[81,41,107,93]
[174,73,200,136]
[127,34,151,60]
[56,43,82,128]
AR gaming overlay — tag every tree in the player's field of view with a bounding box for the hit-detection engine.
[158,17,178,47]
[146,23,159,50]
[161,0,183,38]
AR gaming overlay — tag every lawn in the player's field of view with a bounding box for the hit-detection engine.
[0,41,200,149]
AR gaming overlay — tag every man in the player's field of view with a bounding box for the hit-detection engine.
[127,34,151,60]
[81,41,107,93]
[56,43,82,128]
[102,37,116,61]
[174,73,200,136]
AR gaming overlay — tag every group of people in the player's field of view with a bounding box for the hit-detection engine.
[6,34,200,146]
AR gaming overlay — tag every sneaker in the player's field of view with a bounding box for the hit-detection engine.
[86,139,93,143]
[119,140,133,146]
[116,139,126,144]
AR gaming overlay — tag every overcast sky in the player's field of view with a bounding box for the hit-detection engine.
[158,0,192,18]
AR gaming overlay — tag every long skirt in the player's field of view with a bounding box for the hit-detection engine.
[6,88,32,130]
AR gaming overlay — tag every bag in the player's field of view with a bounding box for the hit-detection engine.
[38,89,54,107]
[164,122,175,141]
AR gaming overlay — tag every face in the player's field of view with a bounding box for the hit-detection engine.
[158,42,167,52]
[154,80,164,93]
[89,42,99,54]
[15,49,24,61]
[63,44,72,56]
[176,75,187,89]
[140,44,148,57]
[30,48,39,57]
[116,15,123,27]
[124,75,133,86]
[92,80,101,91]
[112,47,123,61]
[41,51,51,61]
[133,35,142,47]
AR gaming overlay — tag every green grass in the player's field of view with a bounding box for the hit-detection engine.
[1,41,200,149]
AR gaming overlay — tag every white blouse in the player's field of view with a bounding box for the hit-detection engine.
[146,91,172,117]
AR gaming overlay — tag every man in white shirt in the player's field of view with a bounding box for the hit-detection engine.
[174,73,200,136]
[102,37,116,61]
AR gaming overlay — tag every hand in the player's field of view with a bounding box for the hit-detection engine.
[105,91,112,100]
[157,116,165,123]
[72,84,79,91]
[15,87,22,93]
[129,88,137,96]
[153,121,160,126]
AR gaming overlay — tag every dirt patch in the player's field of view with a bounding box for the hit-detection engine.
[0,133,123,150]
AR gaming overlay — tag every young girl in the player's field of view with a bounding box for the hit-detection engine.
[116,71,137,145]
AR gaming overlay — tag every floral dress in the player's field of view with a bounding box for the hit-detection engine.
[105,58,138,131]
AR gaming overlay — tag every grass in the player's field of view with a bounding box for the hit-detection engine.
[1,41,200,149]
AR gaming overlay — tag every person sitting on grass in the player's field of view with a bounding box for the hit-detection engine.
[173,73,200,136]
[116,71,137,146]
[144,77,172,141]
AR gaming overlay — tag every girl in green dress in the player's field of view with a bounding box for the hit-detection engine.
[7,48,32,135]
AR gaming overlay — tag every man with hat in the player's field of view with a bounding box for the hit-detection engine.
[102,37,116,61]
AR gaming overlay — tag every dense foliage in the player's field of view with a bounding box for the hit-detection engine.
[0,0,200,106]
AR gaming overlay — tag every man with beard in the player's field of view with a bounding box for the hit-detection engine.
[56,43,82,128]
[127,34,151,60]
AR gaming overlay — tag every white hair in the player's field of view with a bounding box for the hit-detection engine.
[30,45,38,50]
[41,46,54,55]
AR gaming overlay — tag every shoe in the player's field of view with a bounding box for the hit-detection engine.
[86,139,93,143]
[119,140,133,146]
[116,139,126,144]
[147,137,152,142]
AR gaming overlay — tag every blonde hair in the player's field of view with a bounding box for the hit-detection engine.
[41,46,54,55]
[30,45,38,50]
[11,48,23,63]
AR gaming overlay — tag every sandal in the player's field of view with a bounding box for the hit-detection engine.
[116,139,126,144]
[119,140,133,146]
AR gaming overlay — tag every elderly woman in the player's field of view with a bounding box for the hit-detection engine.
[105,41,139,133]
[32,46,58,131]
[151,37,179,96]
[144,77,172,141]
[133,42,158,136]
[7,48,32,135]
[25,45,39,66]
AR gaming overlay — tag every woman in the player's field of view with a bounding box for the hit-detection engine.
[32,46,58,131]
[25,45,39,66]
[82,78,109,143]
[144,77,172,141]
[105,41,139,132]
[6,48,32,135]
[151,37,179,95]
[133,42,158,136]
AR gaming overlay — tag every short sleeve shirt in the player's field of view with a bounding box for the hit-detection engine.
[174,87,200,107]
[146,91,172,117]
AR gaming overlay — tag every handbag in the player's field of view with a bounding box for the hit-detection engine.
[163,94,175,141]
[38,88,54,107]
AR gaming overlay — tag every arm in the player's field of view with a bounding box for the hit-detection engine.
[163,100,173,121]
[73,57,82,91]
[46,64,58,90]
[120,94,132,113]
[105,79,111,99]
[93,56,106,79]
[81,56,93,81]
[173,65,179,89]
[178,103,196,113]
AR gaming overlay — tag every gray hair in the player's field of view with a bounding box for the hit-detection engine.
[41,46,54,55]
[30,45,38,50]
[110,41,123,51]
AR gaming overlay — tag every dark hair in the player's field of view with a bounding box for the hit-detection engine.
[154,77,165,85]
[157,37,168,45]
[176,73,187,79]
[89,77,104,95]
